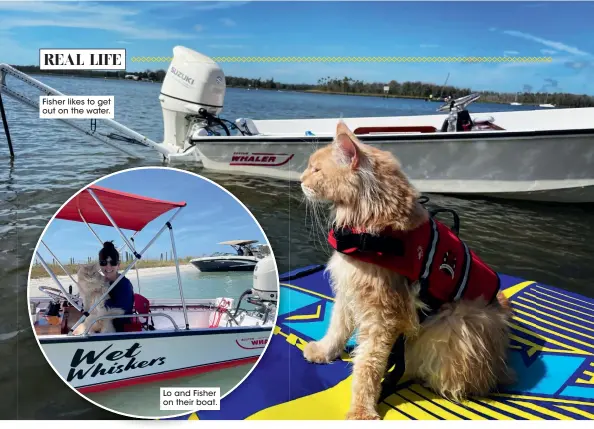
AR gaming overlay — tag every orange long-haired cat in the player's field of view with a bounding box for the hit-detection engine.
[300,121,514,420]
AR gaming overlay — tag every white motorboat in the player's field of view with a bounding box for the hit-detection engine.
[190,240,270,272]
[28,185,277,394]
[539,94,556,108]
[510,92,522,106]
[2,47,594,203]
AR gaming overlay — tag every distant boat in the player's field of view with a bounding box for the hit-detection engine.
[510,92,522,106]
[539,94,556,108]
[190,240,270,272]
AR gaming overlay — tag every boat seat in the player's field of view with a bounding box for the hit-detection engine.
[124,293,154,332]
[235,118,259,135]
[473,116,495,125]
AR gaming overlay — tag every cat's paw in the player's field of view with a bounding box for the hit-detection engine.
[345,407,380,420]
[303,341,336,364]
[72,324,86,335]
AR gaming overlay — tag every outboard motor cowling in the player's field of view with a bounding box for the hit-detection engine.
[159,46,226,149]
[251,255,278,303]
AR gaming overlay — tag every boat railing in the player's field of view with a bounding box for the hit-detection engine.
[80,312,180,336]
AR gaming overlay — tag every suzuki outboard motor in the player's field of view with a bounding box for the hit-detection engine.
[159,46,226,150]
[251,255,278,304]
[232,255,278,326]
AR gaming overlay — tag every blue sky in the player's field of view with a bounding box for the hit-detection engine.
[1,1,594,94]
[36,168,268,263]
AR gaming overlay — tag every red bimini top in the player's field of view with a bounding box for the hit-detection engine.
[55,185,187,232]
[328,217,500,313]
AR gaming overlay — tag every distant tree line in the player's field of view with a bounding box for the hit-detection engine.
[12,65,167,82]
[10,65,594,107]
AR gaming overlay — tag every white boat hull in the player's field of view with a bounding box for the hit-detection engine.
[188,129,594,203]
[40,325,270,393]
[31,297,273,393]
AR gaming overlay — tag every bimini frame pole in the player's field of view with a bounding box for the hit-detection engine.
[80,208,138,254]
[40,240,79,289]
[35,252,83,312]
[129,236,142,294]
[87,188,139,257]
[167,221,189,329]
[78,209,104,246]
[69,206,185,334]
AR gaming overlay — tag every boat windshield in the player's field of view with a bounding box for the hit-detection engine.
[234,245,254,256]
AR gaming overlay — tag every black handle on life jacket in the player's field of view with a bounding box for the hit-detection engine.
[418,195,430,205]
[429,208,460,236]
[418,196,461,236]
[332,227,406,256]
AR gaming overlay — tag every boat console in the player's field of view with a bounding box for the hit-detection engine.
[437,93,503,132]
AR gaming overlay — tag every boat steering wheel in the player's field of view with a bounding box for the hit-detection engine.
[38,285,71,303]
[437,93,481,112]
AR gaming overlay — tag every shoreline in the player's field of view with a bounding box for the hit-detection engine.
[28,264,196,298]
[300,89,541,106]
[15,70,571,107]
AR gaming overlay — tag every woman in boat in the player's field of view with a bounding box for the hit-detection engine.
[99,241,135,332]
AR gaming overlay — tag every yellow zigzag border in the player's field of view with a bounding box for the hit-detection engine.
[130,56,553,63]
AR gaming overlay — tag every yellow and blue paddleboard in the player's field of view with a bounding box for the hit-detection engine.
[174,265,594,420]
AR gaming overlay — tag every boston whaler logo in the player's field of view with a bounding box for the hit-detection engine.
[236,337,269,349]
[66,342,165,383]
[230,152,294,167]
[169,66,195,87]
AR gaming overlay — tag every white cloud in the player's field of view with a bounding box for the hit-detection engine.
[0,35,35,65]
[498,54,571,69]
[541,49,556,55]
[503,30,590,56]
[208,44,245,49]
[198,34,251,40]
[0,1,139,16]
[220,18,237,27]
[504,50,519,56]
[0,18,195,40]
[0,2,195,41]
[194,1,250,11]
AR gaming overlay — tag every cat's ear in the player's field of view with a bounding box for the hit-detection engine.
[334,122,361,169]
[335,132,360,169]
[336,121,352,136]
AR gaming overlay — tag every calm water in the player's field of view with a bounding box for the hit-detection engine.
[1,75,593,419]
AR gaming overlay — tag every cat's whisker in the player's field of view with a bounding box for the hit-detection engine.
[303,198,324,254]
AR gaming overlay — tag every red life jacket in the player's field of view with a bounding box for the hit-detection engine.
[327,216,500,314]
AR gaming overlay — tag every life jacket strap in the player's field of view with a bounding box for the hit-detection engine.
[330,226,406,256]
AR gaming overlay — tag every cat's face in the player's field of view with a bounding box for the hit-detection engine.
[77,263,104,285]
[300,122,370,206]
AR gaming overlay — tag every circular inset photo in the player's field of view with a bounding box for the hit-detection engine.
[27,167,279,419]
